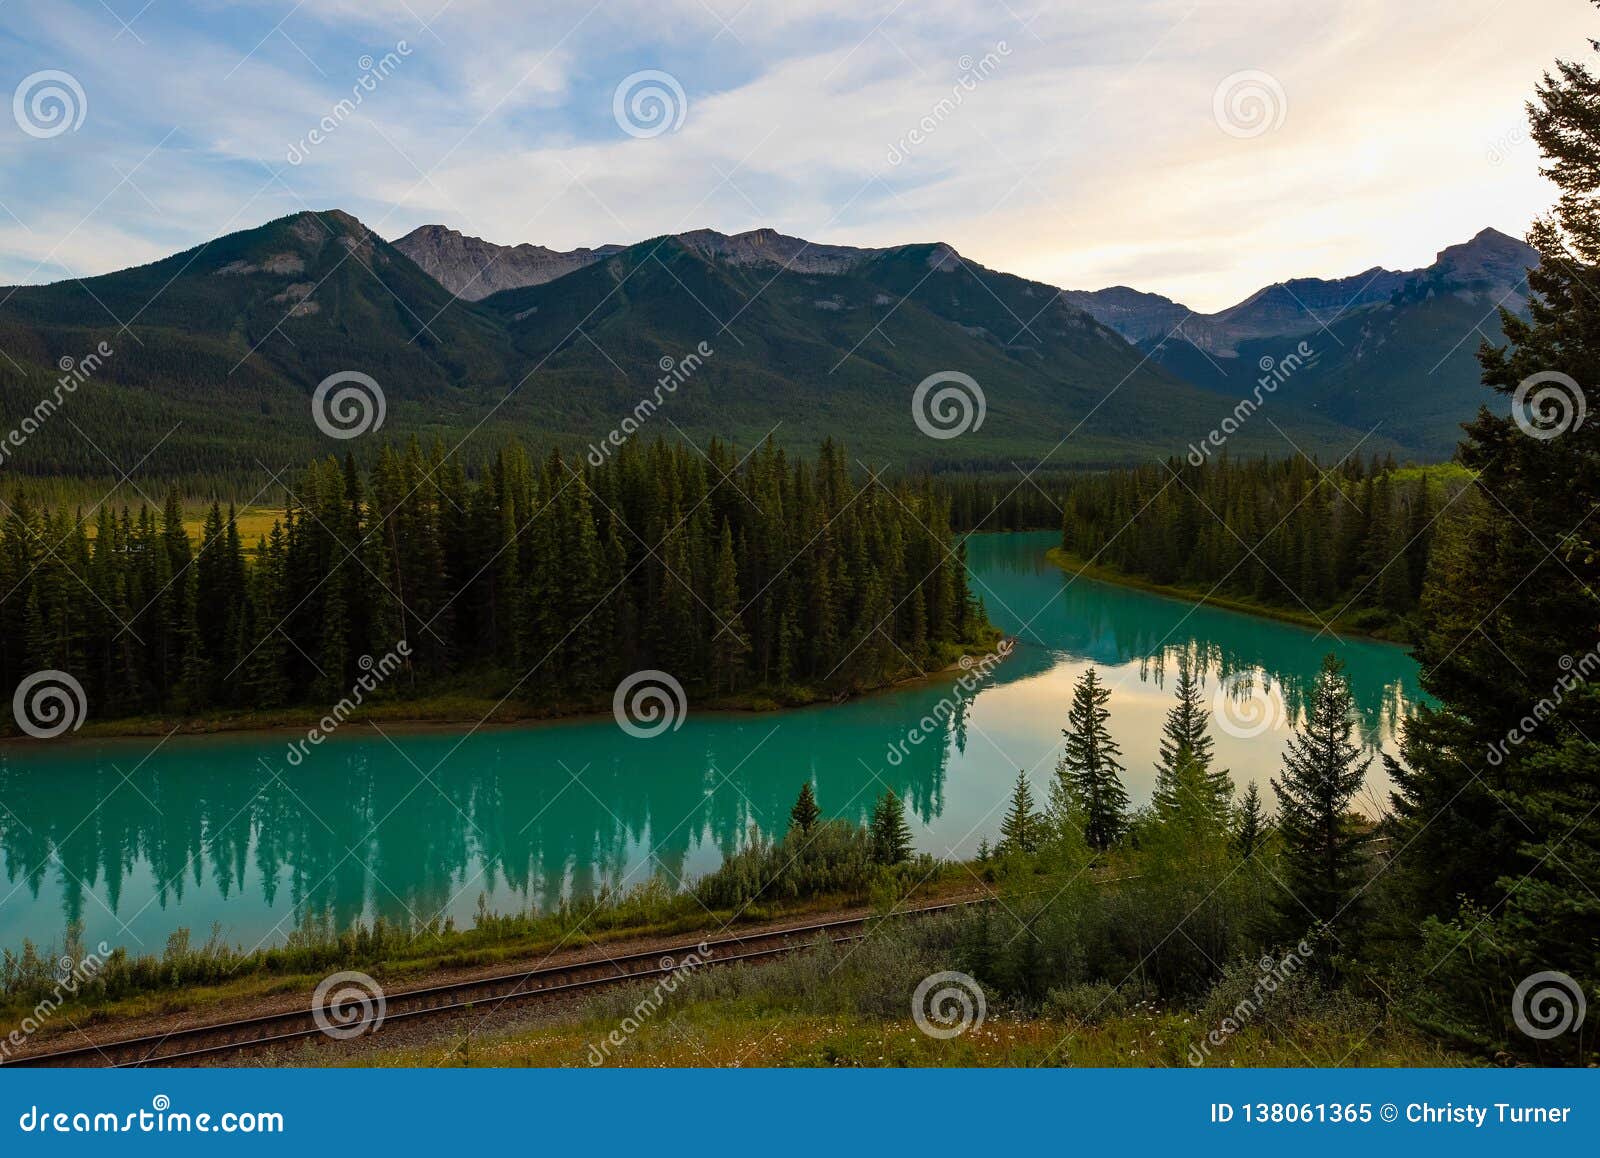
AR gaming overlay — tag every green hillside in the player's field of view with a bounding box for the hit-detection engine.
[1141,284,1518,459]
[481,233,1405,468]
[0,210,1412,487]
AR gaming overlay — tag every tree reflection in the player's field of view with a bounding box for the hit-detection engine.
[0,532,1423,957]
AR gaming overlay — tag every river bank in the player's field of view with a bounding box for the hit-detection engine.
[1044,547,1414,644]
[3,631,1009,744]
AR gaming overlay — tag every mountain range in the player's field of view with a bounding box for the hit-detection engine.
[1059,228,1537,457]
[394,221,1536,462]
[1057,227,1533,354]
[0,210,1534,483]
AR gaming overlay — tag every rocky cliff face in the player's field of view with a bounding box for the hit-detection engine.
[675,227,881,273]
[1055,284,1193,345]
[393,224,900,299]
[391,224,624,301]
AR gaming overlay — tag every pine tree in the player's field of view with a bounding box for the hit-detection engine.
[1060,667,1129,850]
[869,789,912,865]
[1234,780,1269,858]
[998,771,1044,855]
[245,526,291,709]
[1271,654,1370,939]
[710,520,750,692]
[315,572,350,700]
[1152,653,1232,823]
[1046,748,1082,838]
[160,488,191,689]
[1377,500,1414,614]
[1159,755,1229,844]
[1404,473,1432,602]
[788,781,820,838]
[174,566,211,712]
[1384,37,1600,1060]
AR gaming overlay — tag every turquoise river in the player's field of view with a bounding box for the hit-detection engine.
[0,531,1425,958]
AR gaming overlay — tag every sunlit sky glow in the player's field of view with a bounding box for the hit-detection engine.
[0,0,1590,310]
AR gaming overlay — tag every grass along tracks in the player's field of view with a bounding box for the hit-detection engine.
[2,897,990,1068]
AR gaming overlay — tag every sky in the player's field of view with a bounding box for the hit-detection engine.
[0,0,1590,311]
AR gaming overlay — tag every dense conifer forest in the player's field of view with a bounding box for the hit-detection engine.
[1057,457,1466,632]
[0,438,986,725]
[941,457,1468,636]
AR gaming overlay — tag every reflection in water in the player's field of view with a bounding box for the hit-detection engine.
[0,531,1425,957]
[973,532,1420,751]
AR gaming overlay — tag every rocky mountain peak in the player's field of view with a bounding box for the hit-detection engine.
[1430,226,1534,290]
[391,224,623,301]
[674,227,881,274]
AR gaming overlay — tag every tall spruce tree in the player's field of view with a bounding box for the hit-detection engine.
[1271,654,1370,939]
[1047,746,1084,840]
[1152,653,1233,823]
[1060,666,1129,850]
[710,519,750,692]
[1384,24,1600,1060]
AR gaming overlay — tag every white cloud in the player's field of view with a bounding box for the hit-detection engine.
[0,0,1586,309]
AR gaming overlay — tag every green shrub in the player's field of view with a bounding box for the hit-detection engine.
[694,820,936,909]
[1200,954,1372,1036]
[1043,980,1147,1024]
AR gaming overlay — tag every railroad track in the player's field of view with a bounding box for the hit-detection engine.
[6,899,979,1069]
